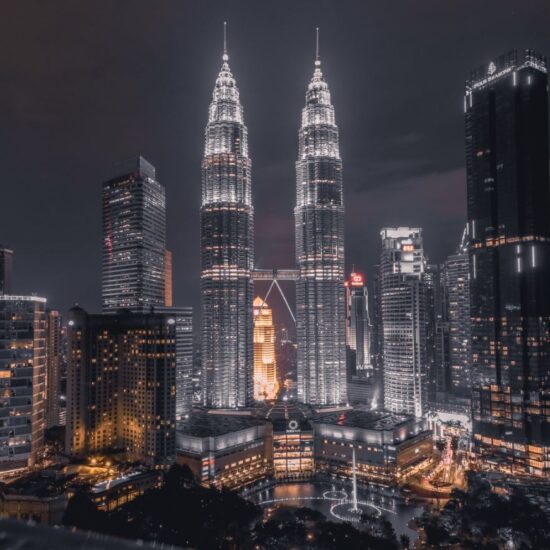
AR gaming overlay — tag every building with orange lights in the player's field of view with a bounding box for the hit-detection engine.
[176,414,272,489]
[253,297,279,401]
[0,295,46,472]
[65,307,177,466]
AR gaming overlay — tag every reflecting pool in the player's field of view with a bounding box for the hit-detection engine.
[249,481,424,541]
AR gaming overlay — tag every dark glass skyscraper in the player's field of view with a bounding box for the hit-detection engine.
[102,156,166,313]
[466,50,550,475]
[201,39,254,408]
[345,272,373,376]
[0,246,13,295]
[295,44,346,407]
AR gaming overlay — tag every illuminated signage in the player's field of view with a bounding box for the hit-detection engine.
[349,273,364,287]
[287,419,299,432]
[402,244,415,252]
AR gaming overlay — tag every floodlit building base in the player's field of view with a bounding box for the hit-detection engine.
[176,407,433,489]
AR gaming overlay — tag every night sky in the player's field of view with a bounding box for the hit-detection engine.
[2,1,549,328]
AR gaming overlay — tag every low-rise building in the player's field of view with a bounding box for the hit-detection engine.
[176,413,273,489]
[266,403,314,481]
[87,469,162,512]
[0,470,68,525]
[312,409,432,485]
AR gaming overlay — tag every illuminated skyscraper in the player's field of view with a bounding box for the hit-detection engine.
[253,297,278,401]
[440,231,471,397]
[45,309,62,428]
[345,272,373,375]
[201,27,254,408]
[102,156,166,313]
[295,32,346,406]
[0,295,46,470]
[466,50,550,475]
[380,228,429,417]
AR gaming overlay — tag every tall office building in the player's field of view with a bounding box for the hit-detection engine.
[0,295,46,470]
[66,307,176,465]
[102,156,166,313]
[0,246,13,295]
[201,35,254,408]
[295,39,346,406]
[466,50,550,475]
[45,309,62,428]
[160,306,193,419]
[253,297,278,401]
[380,228,428,417]
[441,231,471,397]
[345,272,373,375]
[370,268,384,406]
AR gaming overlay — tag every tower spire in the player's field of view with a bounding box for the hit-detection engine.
[223,21,228,61]
[315,27,320,66]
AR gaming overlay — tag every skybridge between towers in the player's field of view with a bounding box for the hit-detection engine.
[251,269,299,324]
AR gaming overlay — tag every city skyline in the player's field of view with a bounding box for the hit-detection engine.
[1,4,550,546]
[3,1,549,317]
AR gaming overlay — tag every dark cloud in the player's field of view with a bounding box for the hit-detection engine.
[0,0,549,325]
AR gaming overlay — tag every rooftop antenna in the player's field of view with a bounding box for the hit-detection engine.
[315,27,320,65]
[223,21,228,61]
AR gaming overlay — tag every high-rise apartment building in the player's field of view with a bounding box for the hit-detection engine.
[0,295,46,471]
[45,309,62,428]
[66,307,176,465]
[253,297,278,401]
[201,37,254,408]
[102,156,166,313]
[0,247,13,295]
[466,50,550,475]
[380,228,429,417]
[295,41,346,407]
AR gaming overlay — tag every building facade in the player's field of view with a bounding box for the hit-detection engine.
[0,295,46,471]
[102,156,166,313]
[295,48,346,407]
[312,410,432,485]
[441,232,472,397]
[380,228,429,417]
[201,42,254,409]
[253,297,278,401]
[66,307,176,466]
[45,310,62,428]
[157,306,193,420]
[465,50,550,476]
[345,272,373,374]
[176,414,272,489]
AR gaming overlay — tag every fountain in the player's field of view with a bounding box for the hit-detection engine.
[351,447,359,513]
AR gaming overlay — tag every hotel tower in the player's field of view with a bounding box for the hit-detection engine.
[295,32,347,406]
[201,27,254,408]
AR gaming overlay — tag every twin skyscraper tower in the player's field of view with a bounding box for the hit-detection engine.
[201,27,347,409]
